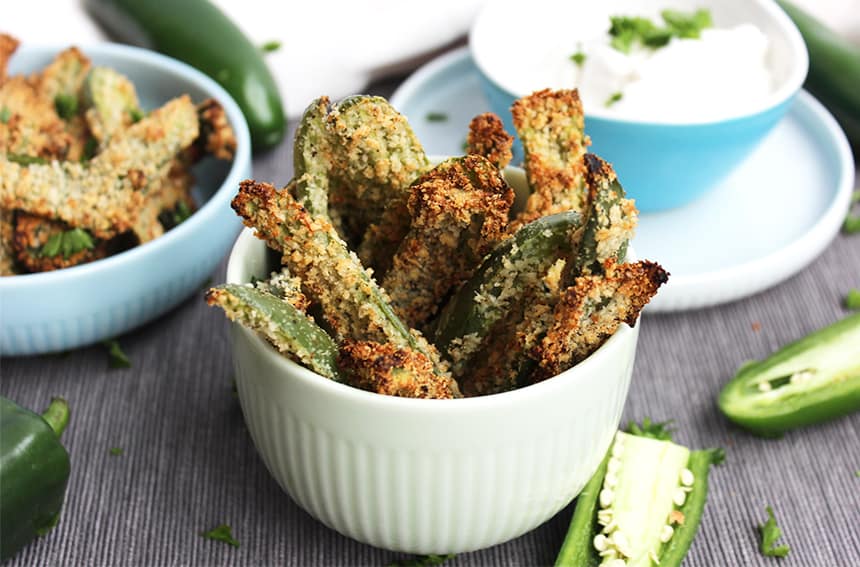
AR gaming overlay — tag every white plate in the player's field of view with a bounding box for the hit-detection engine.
[391,47,856,312]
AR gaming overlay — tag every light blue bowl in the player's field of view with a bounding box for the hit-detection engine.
[471,0,809,213]
[0,43,252,356]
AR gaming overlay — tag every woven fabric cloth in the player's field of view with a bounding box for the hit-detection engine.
[3,76,859,567]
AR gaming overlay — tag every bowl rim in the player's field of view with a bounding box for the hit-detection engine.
[227,225,639,411]
[0,42,252,289]
[469,0,809,126]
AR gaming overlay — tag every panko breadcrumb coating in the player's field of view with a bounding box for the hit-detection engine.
[534,259,668,379]
[466,112,514,170]
[0,34,19,84]
[510,89,590,229]
[383,155,514,329]
[338,340,455,399]
[0,95,199,238]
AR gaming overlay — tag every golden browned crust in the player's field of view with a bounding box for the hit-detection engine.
[0,208,17,275]
[36,47,91,101]
[338,340,455,399]
[510,89,590,230]
[533,259,668,379]
[0,34,19,85]
[0,95,199,238]
[382,155,515,328]
[0,76,73,159]
[466,112,513,170]
[12,212,106,272]
[132,159,195,243]
[195,98,236,161]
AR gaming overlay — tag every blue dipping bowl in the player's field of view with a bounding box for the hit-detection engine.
[0,43,252,356]
[470,0,809,213]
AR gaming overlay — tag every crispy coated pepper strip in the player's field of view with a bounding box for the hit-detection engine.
[37,47,91,103]
[132,160,194,243]
[0,95,199,238]
[206,284,342,380]
[338,340,456,399]
[458,259,566,396]
[567,154,637,282]
[326,95,431,238]
[231,180,456,392]
[382,155,514,329]
[0,76,73,159]
[293,96,333,217]
[82,66,141,144]
[0,34,19,84]
[466,112,513,170]
[510,89,590,229]
[534,259,668,379]
[434,211,583,377]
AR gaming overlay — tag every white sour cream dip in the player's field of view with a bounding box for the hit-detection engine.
[572,23,772,121]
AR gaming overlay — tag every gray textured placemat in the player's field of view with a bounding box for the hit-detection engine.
[2,76,858,567]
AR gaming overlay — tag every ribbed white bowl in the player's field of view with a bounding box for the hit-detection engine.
[226,163,641,552]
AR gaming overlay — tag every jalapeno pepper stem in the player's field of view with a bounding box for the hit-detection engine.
[41,398,70,438]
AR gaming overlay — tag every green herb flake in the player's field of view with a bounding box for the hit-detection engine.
[626,417,674,441]
[758,506,790,558]
[40,227,95,259]
[570,51,587,67]
[605,92,623,107]
[173,201,192,225]
[82,137,99,162]
[54,94,78,120]
[201,524,240,548]
[109,447,124,456]
[845,191,860,234]
[7,153,48,166]
[388,554,455,567]
[0,106,10,123]
[845,289,860,310]
[426,112,449,123]
[129,108,145,123]
[102,338,131,369]
[608,9,712,53]
[662,9,713,39]
[260,40,282,53]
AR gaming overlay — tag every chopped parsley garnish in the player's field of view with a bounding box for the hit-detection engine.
[426,112,448,123]
[570,51,587,67]
[388,554,455,567]
[201,524,240,547]
[40,228,95,259]
[608,9,712,54]
[845,289,860,310]
[109,447,124,456]
[626,417,674,440]
[260,40,282,53]
[662,9,713,39]
[54,93,78,120]
[758,506,790,558]
[129,107,145,123]
[102,338,131,369]
[0,106,10,123]
[605,92,623,107]
[7,153,48,166]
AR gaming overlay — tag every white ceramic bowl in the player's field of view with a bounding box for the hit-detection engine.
[226,168,641,554]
